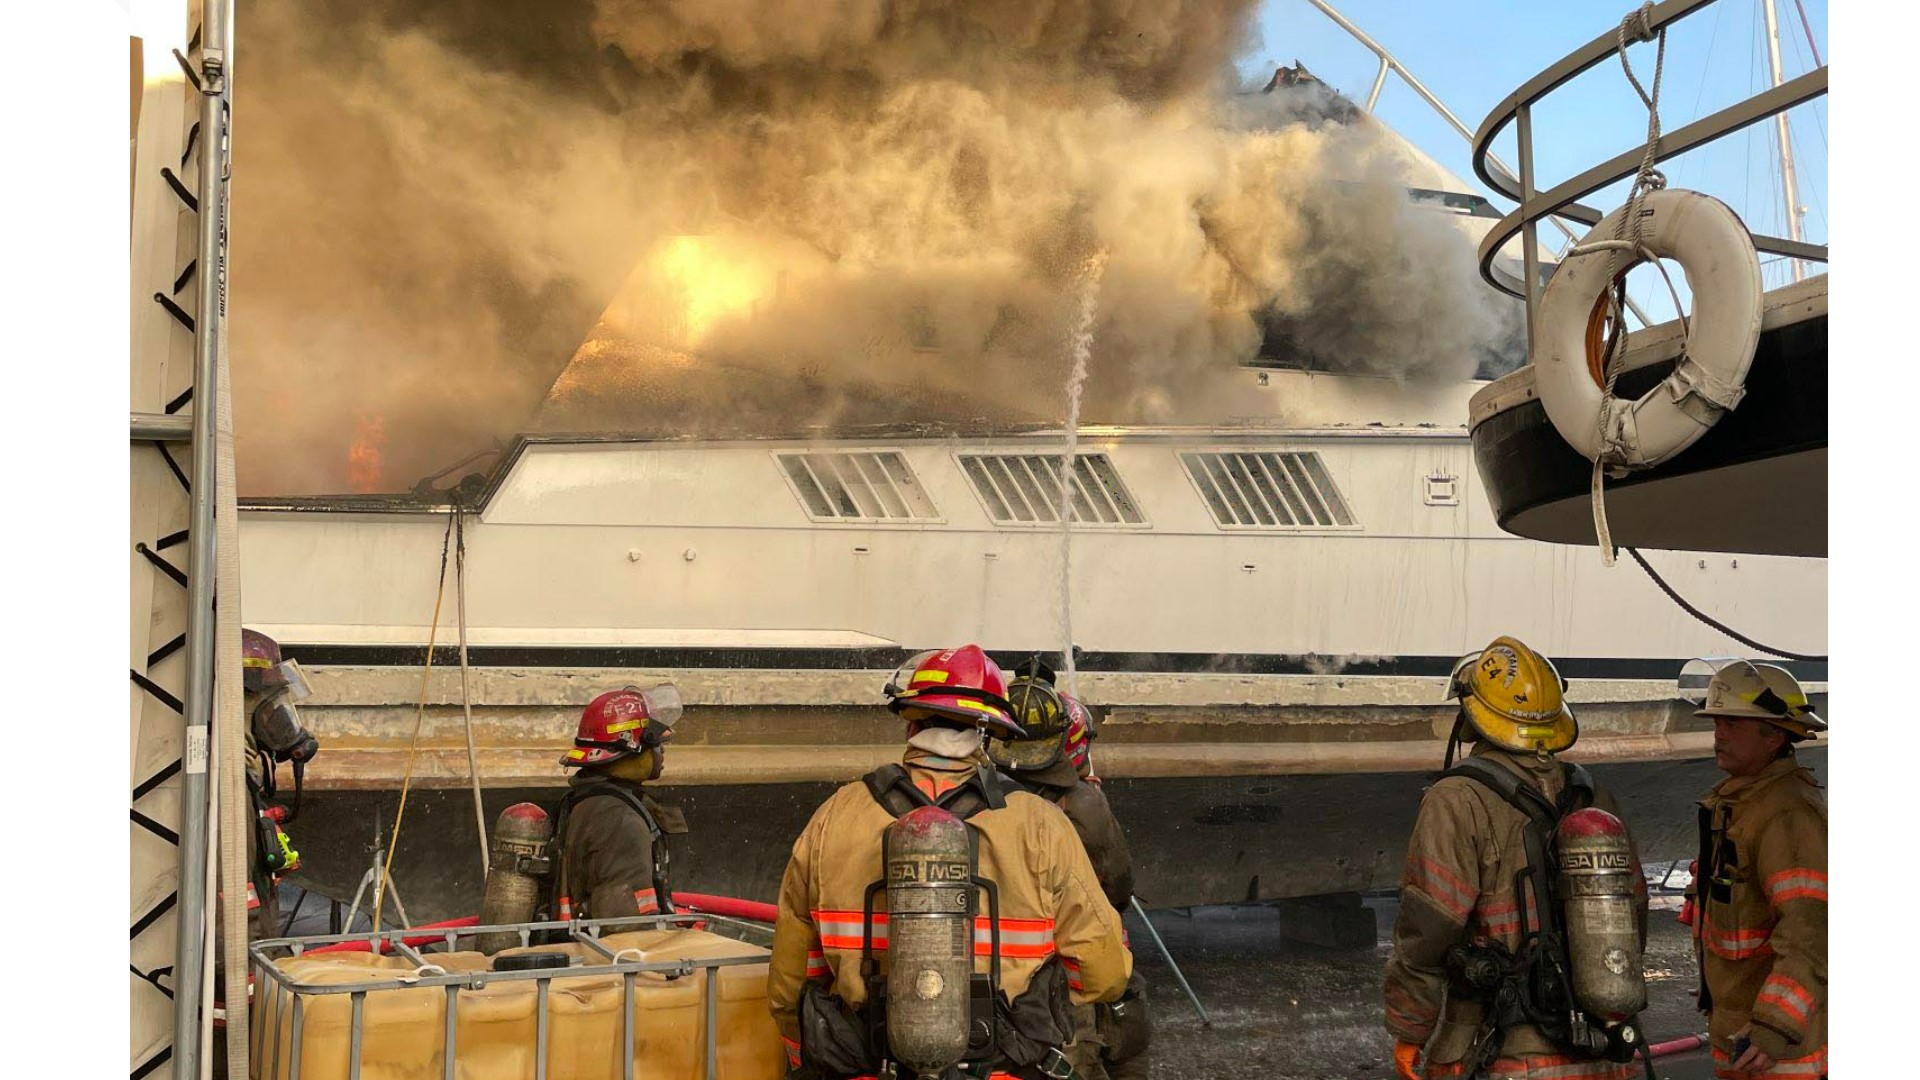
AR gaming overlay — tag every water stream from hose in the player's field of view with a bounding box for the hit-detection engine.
[1056,251,1108,698]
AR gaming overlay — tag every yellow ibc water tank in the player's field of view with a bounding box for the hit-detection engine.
[250,930,784,1080]
[254,953,445,1080]
[608,930,788,1080]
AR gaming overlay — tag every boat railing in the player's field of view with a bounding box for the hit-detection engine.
[1301,0,1660,325]
[249,912,776,1080]
[1468,0,1828,336]
[1303,0,1555,220]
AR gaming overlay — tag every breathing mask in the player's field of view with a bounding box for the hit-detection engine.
[250,660,319,766]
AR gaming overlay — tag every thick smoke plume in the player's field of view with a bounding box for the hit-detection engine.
[231,0,1514,495]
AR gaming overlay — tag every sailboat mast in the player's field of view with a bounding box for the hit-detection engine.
[1762,0,1807,283]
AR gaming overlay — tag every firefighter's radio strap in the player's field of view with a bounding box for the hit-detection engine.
[246,758,300,883]
[251,746,305,821]
[1693,801,1737,1015]
[548,781,683,918]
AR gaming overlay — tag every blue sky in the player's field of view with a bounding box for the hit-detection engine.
[1239,0,1829,319]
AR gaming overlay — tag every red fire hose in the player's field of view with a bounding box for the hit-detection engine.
[670,893,779,923]
[300,893,776,955]
[1648,1033,1709,1058]
[305,915,483,955]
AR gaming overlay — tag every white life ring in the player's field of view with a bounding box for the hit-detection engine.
[1532,188,1762,469]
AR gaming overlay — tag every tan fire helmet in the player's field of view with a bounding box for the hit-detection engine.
[1694,660,1825,741]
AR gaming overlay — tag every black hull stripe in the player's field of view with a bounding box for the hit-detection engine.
[281,645,1826,683]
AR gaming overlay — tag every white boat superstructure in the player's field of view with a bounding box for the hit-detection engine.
[128,0,1831,1071]
[237,373,1826,919]
[239,365,1826,793]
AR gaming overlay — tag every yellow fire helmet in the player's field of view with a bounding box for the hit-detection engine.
[1695,660,1826,741]
[1449,636,1577,754]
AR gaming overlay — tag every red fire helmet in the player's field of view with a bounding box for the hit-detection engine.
[884,645,1024,738]
[560,684,683,768]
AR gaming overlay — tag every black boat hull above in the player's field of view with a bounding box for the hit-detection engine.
[1468,276,1827,557]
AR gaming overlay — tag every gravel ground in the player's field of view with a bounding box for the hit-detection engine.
[1126,885,1716,1080]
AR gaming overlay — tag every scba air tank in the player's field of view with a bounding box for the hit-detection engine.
[1556,807,1647,1022]
[884,805,976,1079]
[476,803,553,954]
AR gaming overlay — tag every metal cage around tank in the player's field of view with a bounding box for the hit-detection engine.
[247,914,777,1080]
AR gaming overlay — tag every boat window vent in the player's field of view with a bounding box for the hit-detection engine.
[775,451,940,522]
[1180,451,1358,529]
[957,452,1145,526]
[1424,472,1460,507]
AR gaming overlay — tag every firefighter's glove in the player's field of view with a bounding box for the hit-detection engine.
[1392,1040,1423,1080]
[1728,1023,1779,1077]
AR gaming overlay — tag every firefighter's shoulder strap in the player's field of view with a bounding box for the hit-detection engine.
[1693,800,1738,1015]
[862,762,1011,821]
[1441,757,1595,826]
[549,782,677,916]
[1441,757,1601,1067]
[1440,757,1597,941]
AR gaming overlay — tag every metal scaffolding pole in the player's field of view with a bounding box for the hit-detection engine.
[132,412,194,441]
[173,0,231,1075]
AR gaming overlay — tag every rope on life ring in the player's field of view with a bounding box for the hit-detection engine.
[1537,191,1760,470]
[1536,5,1761,565]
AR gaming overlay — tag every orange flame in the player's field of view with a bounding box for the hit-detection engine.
[347,415,386,493]
[592,235,783,348]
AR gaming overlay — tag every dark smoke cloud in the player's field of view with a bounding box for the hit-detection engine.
[231,0,1512,494]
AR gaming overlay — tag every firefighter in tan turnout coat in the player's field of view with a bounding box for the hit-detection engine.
[769,645,1132,1079]
[991,660,1148,1080]
[1688,661,1827,1079]
[1384,636,1648,1080]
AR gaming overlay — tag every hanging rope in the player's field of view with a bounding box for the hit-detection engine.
[371,514,456,935]
[453,506,491,877]
[1591,2,1671,566]
[1625,548,1826,663]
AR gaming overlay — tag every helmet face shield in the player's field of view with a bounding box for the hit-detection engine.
[245,657,312,702]
[636,684,682,730]
[1447,652,1480,700]
[637,683,680,750]
[884,650,945,700]
[277,660,313,703]
[612,684,682,751]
